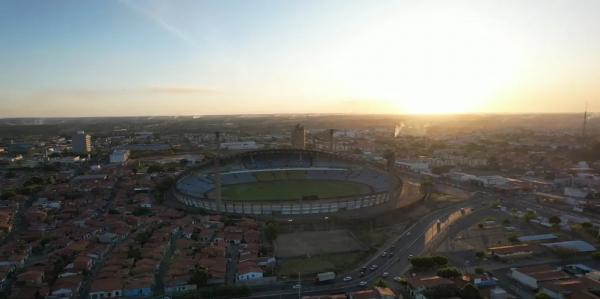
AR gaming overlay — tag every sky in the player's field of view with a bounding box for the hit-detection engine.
[1,0,599,117]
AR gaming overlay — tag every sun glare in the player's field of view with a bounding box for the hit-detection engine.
[326,4,524,114]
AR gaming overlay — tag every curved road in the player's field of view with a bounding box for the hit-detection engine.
[234,194,492,299]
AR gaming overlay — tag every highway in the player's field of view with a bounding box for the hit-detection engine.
[233,194,493,299]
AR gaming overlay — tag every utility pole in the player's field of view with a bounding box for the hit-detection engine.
[298,272,301,299]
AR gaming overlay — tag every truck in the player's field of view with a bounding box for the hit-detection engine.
[315,272,336,283]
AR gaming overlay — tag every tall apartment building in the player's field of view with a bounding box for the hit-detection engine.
[291,124,306,149]
[72,131,92,154]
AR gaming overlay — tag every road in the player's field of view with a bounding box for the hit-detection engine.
[233,194,493,298]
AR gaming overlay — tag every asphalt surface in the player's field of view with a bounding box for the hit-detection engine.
[232,195,492,299]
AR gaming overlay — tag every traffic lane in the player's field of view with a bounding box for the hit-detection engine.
[246,199,489,297]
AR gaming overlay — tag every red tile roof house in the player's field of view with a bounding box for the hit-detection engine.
[406,276,458,299]
[88,278,124,299]
[164,274,197,296]
[511,265,571,289]
[225,231,244,245]
[488,243,542,260]
[348,289,379,299]
[51,274,83,299]
[243,229,261,244]
[16,270,45,286]
[73,255,94,272]
[198,229,215,244]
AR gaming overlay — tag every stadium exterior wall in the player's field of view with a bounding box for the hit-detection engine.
[172,188,401,216]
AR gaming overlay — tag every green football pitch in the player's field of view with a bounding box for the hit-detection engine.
[216,179,372,201]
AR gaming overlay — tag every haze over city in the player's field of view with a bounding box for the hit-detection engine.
[1,0,600,117]
[3,2,600,299]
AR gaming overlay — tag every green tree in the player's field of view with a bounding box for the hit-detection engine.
[437,267,461,278]
[524,211,536,222]
[264,222,279,242]
[189,267,209,287]
[535,292,551,299]
[375,279,387,288]
[549,216,561,225]
[461,284,482,299]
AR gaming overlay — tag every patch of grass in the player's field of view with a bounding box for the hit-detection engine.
[278,252,368,277]
[351,227,389,248]
[220,180,371,201]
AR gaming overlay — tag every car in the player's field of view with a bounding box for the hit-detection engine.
[292,284,301,289]
[359,271,365,277]
[359,281,368,286]
[389,246,396,251]
[387,252,394,258]
[381,251,387,257]
[393,276,403,282]
[361,266,367,272]
[381,272,389,278]
[408,254,414,260]
[343,276,352,282]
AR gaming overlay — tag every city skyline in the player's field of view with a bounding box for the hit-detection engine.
[1,0,600,117]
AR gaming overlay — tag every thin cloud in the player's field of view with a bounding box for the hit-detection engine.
[118,0,202,49]
[144,86,218,95]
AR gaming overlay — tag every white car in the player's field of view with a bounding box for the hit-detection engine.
[343,276,352,282]
[393,276,402,282]
[359,281,368,286]
[381,272,389,278]
[292,284,301,289]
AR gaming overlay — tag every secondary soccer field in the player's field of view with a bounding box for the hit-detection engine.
[217,179,372,201]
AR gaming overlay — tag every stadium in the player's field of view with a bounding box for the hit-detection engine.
[172,149,403,218]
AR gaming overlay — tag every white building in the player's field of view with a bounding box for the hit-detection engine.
[511,266,569,289]
[237,267,263,281]
[109,149,130,164]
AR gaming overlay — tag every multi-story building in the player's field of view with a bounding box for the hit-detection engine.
[72,131,92,154]
[291,124,306,149]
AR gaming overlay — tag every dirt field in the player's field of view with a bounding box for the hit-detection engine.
[274,229,367,258]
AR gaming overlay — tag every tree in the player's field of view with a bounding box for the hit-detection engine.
[524,211,536,222]
[475,268,485,275]
[461,284,482,299]
[264,222,279,242]
[592,251,600,260]
[475,251,485,259]
[535,292,551,299]
[147,164,164,173]
[582,222,593,229]
[437,267,461,278]
[189,267,208,287]
[0,189,17,201]
[128,246,141,261]
[375,279,387,288]
[549,216,561,225]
